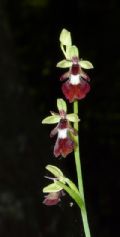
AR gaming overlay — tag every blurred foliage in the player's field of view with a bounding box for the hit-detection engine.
[24,0,50,7]
[0,191,24,220]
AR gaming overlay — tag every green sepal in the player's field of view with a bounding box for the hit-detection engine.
[43,182,62,193]
[57,98,67,113]
[60,28,72,46]
[66,113,80,122]
[57,181,84,209]
[46,165,64,178]
[42,115,60,124]
[66,45,79,60]
[56,59,72,68]
[65,178,80,196]
[79,60,94,69]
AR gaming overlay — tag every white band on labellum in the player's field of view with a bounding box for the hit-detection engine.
[70,74,80,85]
[58,129,67,139]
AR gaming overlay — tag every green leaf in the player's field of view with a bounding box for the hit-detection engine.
[57,98,67,113]
[60,28,72,46]
[46,165,64,178]
[43,182,62,193]
[42,115,60,124]
[56,59,72,68]
[79,60,94,69]
[66,113,80,122]
[66,45,79,60]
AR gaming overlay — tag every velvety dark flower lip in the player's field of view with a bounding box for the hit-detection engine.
[54,137,74,158]
[62,79,90,103]
[59,57,91,103]
[50,117,76,158]
[42,99,79,158]
[43,189,65,206]
[43,192,61,206]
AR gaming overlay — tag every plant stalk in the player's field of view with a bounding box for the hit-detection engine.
[73,100,91,237]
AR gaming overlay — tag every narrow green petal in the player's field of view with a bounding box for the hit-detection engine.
[79,60,94,69]
[42,115,60,124]
[46,165,64,178]
[43,183,62,193]
[60,44,67,58]
[57,98,67,113]
[66,113,80,122]
[56,59,72,68]
[59,28,72,46]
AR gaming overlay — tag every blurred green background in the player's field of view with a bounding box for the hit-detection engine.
[0,0,119,236]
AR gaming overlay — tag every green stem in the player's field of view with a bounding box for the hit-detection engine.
[73,100,91,237]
